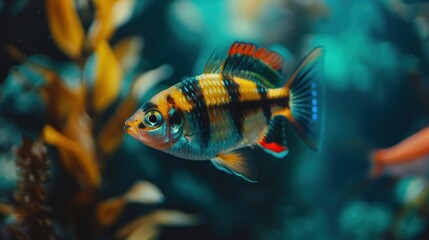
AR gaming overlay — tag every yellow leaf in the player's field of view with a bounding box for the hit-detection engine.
[89,0,137,48]
[88,0,115,48]
[127,226,159,240]
[98,97,137,155]
[62,112,95,154]
[124,181,164,204]
[43,125,100,188]
[131,64,173,99]
[96,197,126,227]
[93,40,123,112]
[45,0,85,59]
[112,0,136,28]
[44,77,84,126]
[116,210,199,240]
[96,181,164,227]
[14,60,85,128]
[113,36,143,72]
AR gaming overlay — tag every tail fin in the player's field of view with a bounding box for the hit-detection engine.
[284,47,324,151]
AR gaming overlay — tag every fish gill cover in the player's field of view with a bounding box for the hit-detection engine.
[0,0,429,239]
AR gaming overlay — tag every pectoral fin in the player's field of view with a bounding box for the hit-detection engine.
[211,152,257,183]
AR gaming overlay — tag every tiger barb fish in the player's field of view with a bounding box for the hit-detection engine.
[124,41,324,182]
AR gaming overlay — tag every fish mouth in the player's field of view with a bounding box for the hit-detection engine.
[123,120,171,149]
[124,120,139,136]
[124,118,175,150]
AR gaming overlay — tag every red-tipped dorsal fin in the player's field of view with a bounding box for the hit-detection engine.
[228,42,284,71]
[220,41,284,88]
[229,42,257,56]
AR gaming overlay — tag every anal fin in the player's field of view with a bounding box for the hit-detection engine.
[258,116,289,158]
[211,152,257,183]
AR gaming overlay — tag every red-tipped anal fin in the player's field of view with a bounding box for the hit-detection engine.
[259,140,289,157]
[258,115,289,158]
[259,141,287,153]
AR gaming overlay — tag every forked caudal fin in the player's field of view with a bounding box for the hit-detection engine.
[284,47,325,151]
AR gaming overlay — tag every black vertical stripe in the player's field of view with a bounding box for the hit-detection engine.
[166,94,176,106]
[222,76,244,138]
[166,94,183,133]
[257,85,272,124]
[179,78,211,148]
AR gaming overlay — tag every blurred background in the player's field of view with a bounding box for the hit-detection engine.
[1,0,429,239]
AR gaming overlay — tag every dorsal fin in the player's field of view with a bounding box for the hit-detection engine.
[221,41,284,88]
[203,49,224,74]
[229,42,283,71]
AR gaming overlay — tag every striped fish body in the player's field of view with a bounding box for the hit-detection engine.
[125,42,324,182]
[164,74,289,160]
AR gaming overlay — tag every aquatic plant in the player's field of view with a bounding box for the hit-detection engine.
[2,0,429,239]
[6,138,54,240]
[0,0,199,239]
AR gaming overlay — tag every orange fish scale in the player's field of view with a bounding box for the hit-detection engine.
[198,74,231,107]
[233,77,261,102]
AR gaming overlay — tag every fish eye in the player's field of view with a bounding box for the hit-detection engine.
[144,110,163,127]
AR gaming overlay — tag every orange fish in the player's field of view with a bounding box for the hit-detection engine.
[371,127,429,177]
[125,41,324,182]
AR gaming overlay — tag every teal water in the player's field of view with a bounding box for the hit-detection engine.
[0,0,428,239]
